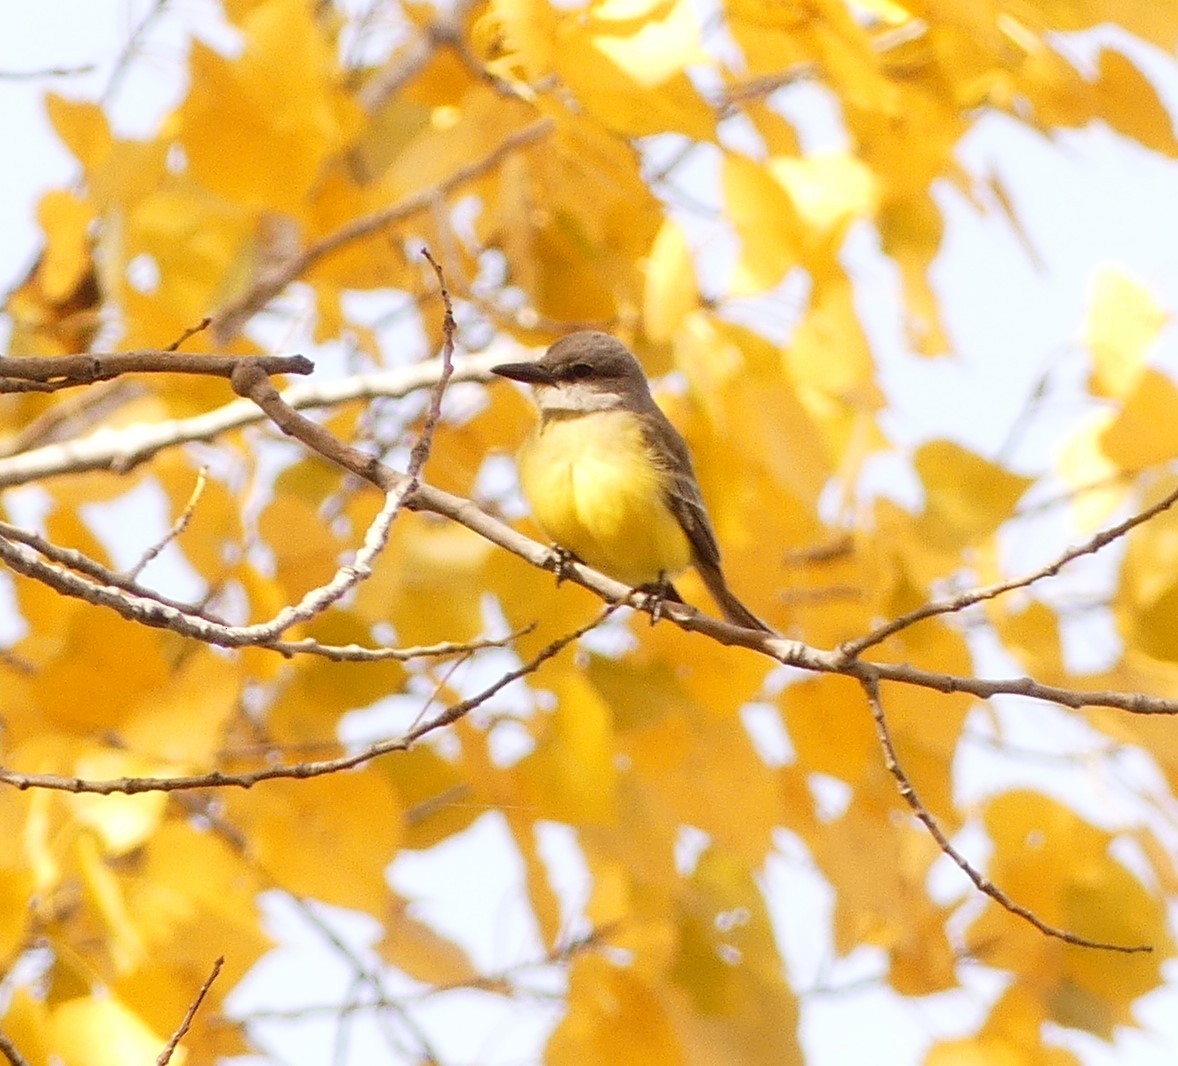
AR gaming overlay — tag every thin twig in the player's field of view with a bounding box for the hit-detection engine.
[128,467,207,580]
[858,672,1151,954]
[0,520,228,624]
[0,351,311,391]
[0,605,618,796]
[841,481,1178,658]
[0,352,505,489]
[156,956,224,1066]
[213,119,554,343]
[0,1032,31,1066]
[166,317,212,352]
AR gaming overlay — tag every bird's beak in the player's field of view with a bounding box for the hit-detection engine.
[491,361,554,386]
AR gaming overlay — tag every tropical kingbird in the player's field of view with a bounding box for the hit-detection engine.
[492,331,772,632]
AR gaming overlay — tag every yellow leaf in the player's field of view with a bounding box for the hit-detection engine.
[269,613,407,742]
[69,751,170,856]
[555,30,713,139]
[722,154,802,295]
[76,832,147,973]
[969,791,1171,1038]
[877,194,954,355]
[1092,49,1178,157]
[1055,410,1126,530]
[1084,266,1168,399]
[1098,368,1178,468]
[506,810,565,948]
[676,317,831,518]
[814,790,953,984]
[768,151,879,234]
[50,995,183,1066]
[517,667,617,825]
[378,892,479,986]
[379,745,481,850]
[22,604,172,734]
[785,272,879,407]
[123,182,255,344]
[913,441,1031,553]
[644,219,698,343]
[1,988,52,1066]
[477,0,559,82]
[129,820,270,991]
[155,454,244,582]
[990,599,1065,683]
[36,191,95,306]
[587,0,706,88]
[0,793,36,960]
[780,674,876,783]
[547,955,684,1065]
[355,513,495,645]
[46,94,112,176]
[232,770,402,912]
[1116,476,1178,662]
[665,850,802,1063]
[177,0,362,211]
[257,492,343,600]
[622,705,781,862]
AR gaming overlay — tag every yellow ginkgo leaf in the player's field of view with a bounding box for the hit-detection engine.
[1083,265,1169,400]
[51,995,184,1066]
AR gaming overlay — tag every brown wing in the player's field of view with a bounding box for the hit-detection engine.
[643,405,773,632]
[640,406,722,568]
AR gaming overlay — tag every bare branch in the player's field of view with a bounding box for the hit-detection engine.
[0,352,505,489]
[128,466,207,580]
[0,351,312,393]
[0,1032,30,1066]
[0,519,228,624]
[266,628,531,662]
[0,605,618,796]
[212,118,554,342]
[841,481,1178,658]
[858,672,1152,954]
[156,957,224,1066]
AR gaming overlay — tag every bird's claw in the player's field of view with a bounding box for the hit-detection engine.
[550,546,578,585]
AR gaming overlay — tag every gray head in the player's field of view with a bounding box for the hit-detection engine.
[491,332,654,413]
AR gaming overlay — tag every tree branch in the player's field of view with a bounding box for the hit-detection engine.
[842,480,1178,657]
[0,352,504,489]
[0,605,618,795]
[156,957,223,1066]
[858,673,1151,954]
[0,351,312,393]
[212,118,554,343]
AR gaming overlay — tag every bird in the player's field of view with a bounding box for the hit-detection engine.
[492,331,772,632]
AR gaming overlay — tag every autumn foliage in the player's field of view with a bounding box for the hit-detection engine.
[3,1,1178,1063]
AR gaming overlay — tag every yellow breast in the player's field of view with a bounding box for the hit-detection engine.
[516,410,693,587]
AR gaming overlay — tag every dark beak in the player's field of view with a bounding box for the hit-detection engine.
[491,361,554,385]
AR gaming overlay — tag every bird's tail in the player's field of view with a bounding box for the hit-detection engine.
[695,562,774,633]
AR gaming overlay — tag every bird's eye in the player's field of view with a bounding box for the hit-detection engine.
[568,362,594,379]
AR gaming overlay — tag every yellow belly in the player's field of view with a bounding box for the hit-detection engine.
[517,410,692,587]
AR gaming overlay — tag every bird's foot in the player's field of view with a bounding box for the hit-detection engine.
[634,574,684,625]
[550,545,579,585]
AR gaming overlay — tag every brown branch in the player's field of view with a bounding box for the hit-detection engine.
[858,673,1152,954]
[0,1032,30,1066]
[156,956,224,1066]
[0,605,617,796]
[0,520,229,624]
[128,466,207,580]
[266,628,532,662]
[0,351,312,393]
[212,118,554,343]
[0,352,505,489]
[841,480,1178,658]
